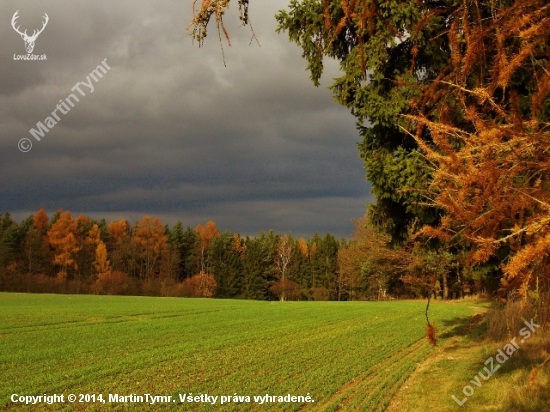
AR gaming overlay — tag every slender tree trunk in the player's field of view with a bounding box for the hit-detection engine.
[200,245,205,273]
[27,245,33,273]
[457,262,463,299]
[443,271,449,300]
[281,268,285,302]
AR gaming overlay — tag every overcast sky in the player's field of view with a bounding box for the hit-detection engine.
[0,0,372,238]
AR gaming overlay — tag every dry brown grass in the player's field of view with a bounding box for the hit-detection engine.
[487,294,549,341]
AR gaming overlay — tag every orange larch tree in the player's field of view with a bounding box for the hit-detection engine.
[132,216,169,279]
[408,0,550,300]
[46,210,81,279]
[107,219,128,244]
[233,233,247,257]
[87,224,101,248]
[298,237,309,258]
[106,219,133,275]
[33,208,49,234]
[93,241,111,279]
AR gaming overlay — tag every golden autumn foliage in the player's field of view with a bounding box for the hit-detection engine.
[33,208,48,234]
[93,241,111,278]
[186,1,547,306]
[107,219,128,243]
[404,0,550,300]
[186,0,255,65]
[190,271,217,297]
[337,214,416,300]
[309,241,317,258]
[425,322,438,347]
[298,237,309,258]
[187,0,233,45]
[87,224,101,248]
[195,220,220,272]
[233,234,247,256]
[76,214,92,231]
[46,210,81,279]
[195,220,220,250]
[132,216,169,278]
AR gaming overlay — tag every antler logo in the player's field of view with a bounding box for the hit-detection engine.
[12,11,49,54]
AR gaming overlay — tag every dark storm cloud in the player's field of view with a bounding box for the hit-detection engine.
[0,0,372,237]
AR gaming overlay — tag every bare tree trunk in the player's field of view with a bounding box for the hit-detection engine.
[281,266,285,302]
[443,271,449,300]
[457,262,463,299]
[276,235,292,302]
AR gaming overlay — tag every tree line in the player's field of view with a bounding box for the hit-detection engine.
[0,209,338,299]
[0,208,490,300]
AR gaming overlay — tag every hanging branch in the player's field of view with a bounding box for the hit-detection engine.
[425,295,438,346]
[186,0,258,65]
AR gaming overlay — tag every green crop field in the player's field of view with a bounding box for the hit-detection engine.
[1,293,472,411]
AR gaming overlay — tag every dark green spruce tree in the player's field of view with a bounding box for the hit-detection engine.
[274,0,456,243]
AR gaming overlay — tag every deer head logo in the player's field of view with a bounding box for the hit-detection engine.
[12,11,49,54]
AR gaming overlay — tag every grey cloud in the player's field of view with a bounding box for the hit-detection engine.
[0,0,371,238]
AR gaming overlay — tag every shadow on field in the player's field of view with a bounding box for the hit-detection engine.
[484,334,550,411]
[502,379,550,412]
[438,313,487,342]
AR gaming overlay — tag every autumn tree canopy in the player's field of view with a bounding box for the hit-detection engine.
[189,0,550,300]
[132,216,170,279]
[46,210,81,279]
[195,220,220,272]
[409,0,550,299]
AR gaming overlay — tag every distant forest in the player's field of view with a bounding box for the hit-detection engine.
[0,209,489,301]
